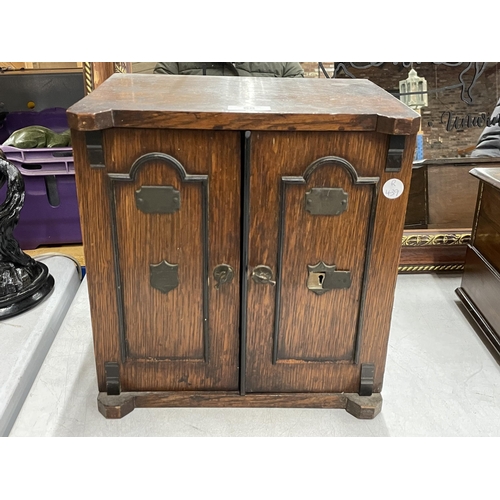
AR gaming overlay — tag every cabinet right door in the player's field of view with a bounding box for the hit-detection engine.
[244,130,413,394]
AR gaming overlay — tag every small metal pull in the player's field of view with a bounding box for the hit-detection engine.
[252,265,276,286]
[213,264,234,289]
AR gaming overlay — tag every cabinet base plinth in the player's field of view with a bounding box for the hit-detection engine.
[97,391,383,420]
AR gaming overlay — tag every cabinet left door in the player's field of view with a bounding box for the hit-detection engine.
[72,128,242,392]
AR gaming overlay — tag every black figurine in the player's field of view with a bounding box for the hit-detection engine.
[0,150,54,319]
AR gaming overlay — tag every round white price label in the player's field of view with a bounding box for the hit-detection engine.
[383,178,404,199]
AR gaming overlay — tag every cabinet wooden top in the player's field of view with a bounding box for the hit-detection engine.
[470,167,500,190]
[67,73,420,135]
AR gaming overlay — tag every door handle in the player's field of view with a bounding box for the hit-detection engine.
[213,264,234,289]
[251,265,276,286]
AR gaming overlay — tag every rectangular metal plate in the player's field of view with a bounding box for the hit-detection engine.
[135,185,180,214]
[323,270,352,290]
[305,188,348,215]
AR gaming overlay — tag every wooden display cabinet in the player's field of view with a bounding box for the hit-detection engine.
[456,168,500,360]
[400,158,500,274]
[67,74,419,419]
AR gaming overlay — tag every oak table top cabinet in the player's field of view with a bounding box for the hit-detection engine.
[456,168,500,361]
[67,74,419,419]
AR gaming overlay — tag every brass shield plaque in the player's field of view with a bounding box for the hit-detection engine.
[150,260,179,294]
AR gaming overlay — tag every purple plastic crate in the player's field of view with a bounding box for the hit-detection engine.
[0,145,73,174]
[0,108,81,249]
[0,172,82,250]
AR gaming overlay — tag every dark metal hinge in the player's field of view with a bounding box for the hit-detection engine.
[385,135,406,172]
[86,131,105,168]
[105,362,121,395]
[359,363,375,396]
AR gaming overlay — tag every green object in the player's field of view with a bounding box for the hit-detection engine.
[2,126,71,148]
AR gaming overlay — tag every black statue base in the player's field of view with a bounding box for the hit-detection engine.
[0,151,55,319]
[0,260,55,319]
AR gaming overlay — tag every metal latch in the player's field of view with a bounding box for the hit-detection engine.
[307,262,351,295]
[213,264,234,289]
[252,265,276,286]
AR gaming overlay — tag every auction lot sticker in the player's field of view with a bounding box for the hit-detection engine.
[383,179,404,199]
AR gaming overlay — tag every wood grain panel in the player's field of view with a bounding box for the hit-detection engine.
[113,162,205,360]
[399,245,467,268]
[67,74,420,135]
[97,391,382,419]
[86,128,241,391]
[244,130,407,393]
[277,163,376,362]
[71,130,121,392]
[358,134,416,391]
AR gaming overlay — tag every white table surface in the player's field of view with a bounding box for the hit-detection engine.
[0,256,81,436]
[8,273,500,437]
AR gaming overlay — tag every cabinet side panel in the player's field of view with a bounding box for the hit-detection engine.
[71,130,121,392]
[357,134,416,391]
